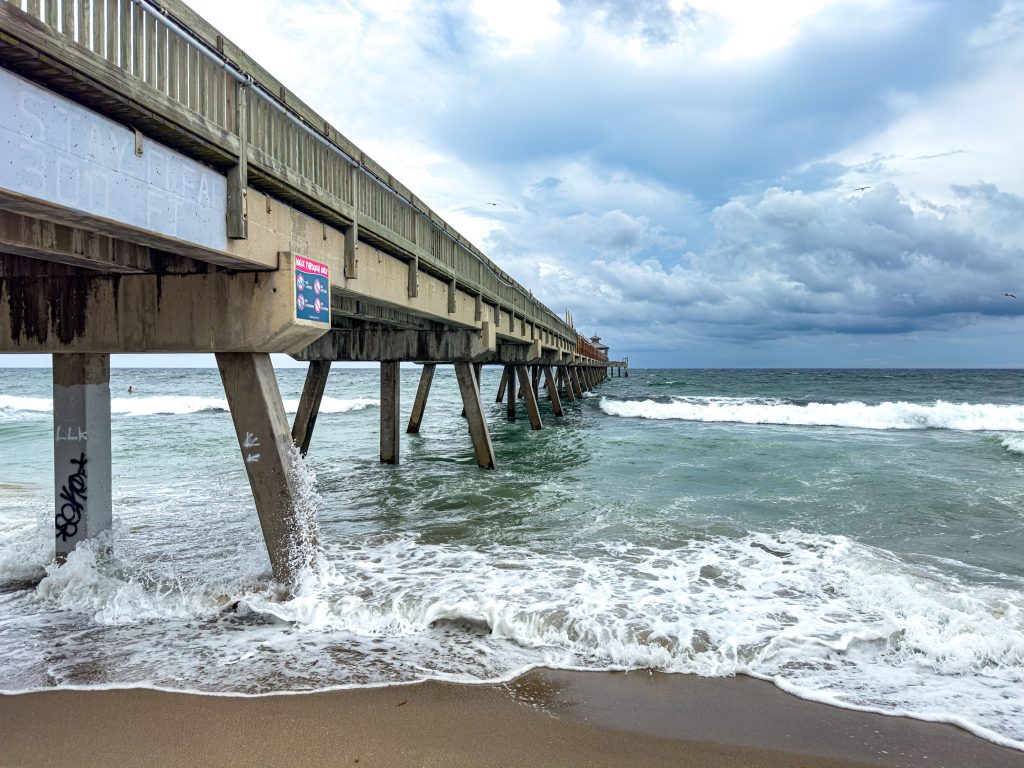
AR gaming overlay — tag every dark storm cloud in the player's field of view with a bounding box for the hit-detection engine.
[494,183,1024,347]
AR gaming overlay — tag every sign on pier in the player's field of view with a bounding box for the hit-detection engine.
[294,255,330,325]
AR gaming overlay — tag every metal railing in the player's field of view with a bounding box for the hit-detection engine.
[1,0,593,348]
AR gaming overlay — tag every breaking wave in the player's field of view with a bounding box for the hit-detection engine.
[0,395,377,417]
[599,396,1024,433]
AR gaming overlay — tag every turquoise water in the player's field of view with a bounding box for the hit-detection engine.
[0,367,1022,749]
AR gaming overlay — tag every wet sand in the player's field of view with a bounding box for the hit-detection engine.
[1,670,1021,768]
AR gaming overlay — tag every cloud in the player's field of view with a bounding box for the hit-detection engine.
[174,0,1024,367]
[485,182,1024,349]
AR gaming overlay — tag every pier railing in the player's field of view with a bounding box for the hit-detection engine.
[0,0,582,346]
[577,336,608,361]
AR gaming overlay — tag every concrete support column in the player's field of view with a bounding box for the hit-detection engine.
[217,352,311,585]
[515,365,543,430]
[454,362,497,469]
[496,366,510,403]
[560,366,576,403]
[53,353,112,561]
[407,363,435,434]
[543,365,564,417]
[291,360,331,456]
[570,367,584,399]
[506,364,516,419]
[380,362,400,464]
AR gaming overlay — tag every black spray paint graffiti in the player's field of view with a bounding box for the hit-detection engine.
[55,452,87,542]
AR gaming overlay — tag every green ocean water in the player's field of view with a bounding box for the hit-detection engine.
[0,366,1022,749]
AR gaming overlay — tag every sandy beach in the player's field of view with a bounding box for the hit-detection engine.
[2,670,1020,768]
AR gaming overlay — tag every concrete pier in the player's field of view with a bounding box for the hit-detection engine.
[52,354,111,560]
[0,0,626,587]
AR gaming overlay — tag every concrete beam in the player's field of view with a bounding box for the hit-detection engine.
[217,352,314,586]
[295,324,496,363]
[53,353,111,561]
[0,252,328,353]
[291,360,331,456]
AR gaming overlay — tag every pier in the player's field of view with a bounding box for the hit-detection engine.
[0,0,626,584]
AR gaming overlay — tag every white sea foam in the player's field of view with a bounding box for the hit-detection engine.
[0,395,378,417]
[600,396,1024,432]
[1001,434,1024,455]
[4,524,1022,749]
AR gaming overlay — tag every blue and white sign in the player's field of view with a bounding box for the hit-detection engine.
[294,254,330,324]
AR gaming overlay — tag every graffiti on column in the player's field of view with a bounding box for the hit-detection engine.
[243,432,261,463]
[56,452,88,541]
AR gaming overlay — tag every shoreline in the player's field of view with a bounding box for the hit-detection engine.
[1,670,1021,768]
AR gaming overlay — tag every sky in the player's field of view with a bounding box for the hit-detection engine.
[6,0,1023,368]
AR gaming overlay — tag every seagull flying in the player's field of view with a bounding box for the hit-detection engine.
[1005,293,1017,299]
[854,186,871,192]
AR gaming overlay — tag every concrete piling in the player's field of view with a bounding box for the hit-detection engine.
[506,364,517,419]
[407,363,436,434]
[291,360,331,456]
[380,361,401,464]
[496,366,509,403]
[217,352,311,585]
[52,353,112,562]
[515,365,543,430]
[560,366,576,403]
[454,362,497,469]
[543,365,564,417]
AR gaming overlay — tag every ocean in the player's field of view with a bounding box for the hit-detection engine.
[0,366,1022,750]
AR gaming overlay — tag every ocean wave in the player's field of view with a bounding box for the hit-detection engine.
[1000,434,1024,455]
[0,395,378,417]
[7,526,1022,748]
[599,396,1024,432]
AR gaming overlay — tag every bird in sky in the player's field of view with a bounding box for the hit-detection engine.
[854,186,871,192]
[1004,293,1017,298]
